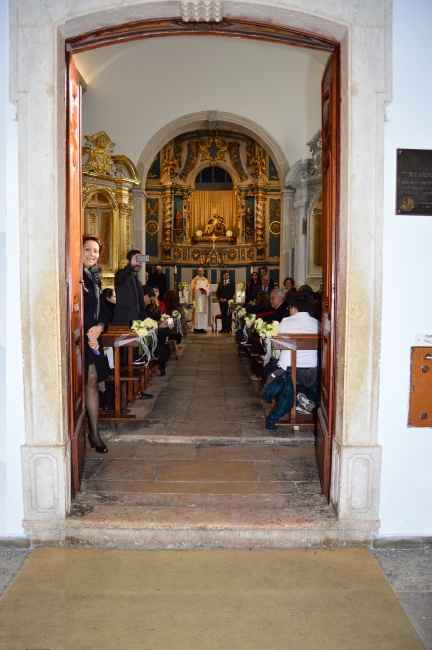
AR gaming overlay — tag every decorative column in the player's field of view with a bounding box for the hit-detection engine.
[255,187,266,247]
[131,187,146,279]
[115,186,131,265]
[162,187,173,246]
[235,187,247,244]
[279,187,295,280]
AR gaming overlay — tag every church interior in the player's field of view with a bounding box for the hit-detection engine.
[61,33,341,532]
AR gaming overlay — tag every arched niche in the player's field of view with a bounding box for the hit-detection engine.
[83,187,120,281]
[144,127,281,259]
[307,194,323,289]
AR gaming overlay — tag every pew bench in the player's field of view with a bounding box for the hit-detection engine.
[268,333,320,429]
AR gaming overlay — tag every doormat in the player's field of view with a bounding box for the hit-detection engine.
[0,547,422,650]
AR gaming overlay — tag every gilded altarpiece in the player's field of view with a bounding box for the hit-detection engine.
[145,130,281,268]
[82,131,139,283]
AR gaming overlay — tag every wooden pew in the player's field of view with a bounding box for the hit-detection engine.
[270,333,320,428]
[101,325,149,420]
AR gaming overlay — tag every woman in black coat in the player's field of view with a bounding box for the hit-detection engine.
[82,236,111,453]
[245,271,261,304]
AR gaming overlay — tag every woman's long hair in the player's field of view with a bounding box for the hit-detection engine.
[164,289,181,315]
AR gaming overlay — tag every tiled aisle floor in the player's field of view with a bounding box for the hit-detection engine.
[71,334,332,526]
[103,334,314,438]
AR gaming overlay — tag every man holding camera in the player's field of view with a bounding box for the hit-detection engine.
[113,249,146,325]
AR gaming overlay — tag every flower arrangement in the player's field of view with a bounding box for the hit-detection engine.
[131,318,158,336]
[160,313,175,329]
[235,306,246,319]
[254,319,279,339]
[131,318,159,364]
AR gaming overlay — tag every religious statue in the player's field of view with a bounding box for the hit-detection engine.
[82,131,115,176]
[245,205,255,242]
[204,214,226,237]
[174,210,185,243]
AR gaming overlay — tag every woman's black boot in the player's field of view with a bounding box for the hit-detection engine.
[88,430,109,454]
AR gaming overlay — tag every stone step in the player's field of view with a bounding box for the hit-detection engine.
[106,434,316,445]
[77,483,325,509]
[63,503,375,550]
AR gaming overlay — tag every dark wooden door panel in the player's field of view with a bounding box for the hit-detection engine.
[316,50,339,499]
[67,56,85,495]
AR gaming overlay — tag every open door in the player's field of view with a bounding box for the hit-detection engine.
[66,55,86,495]
[316,49,339,500]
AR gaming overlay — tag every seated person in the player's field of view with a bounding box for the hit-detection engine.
[152,286,166,314]
[245,272,261,303]
[165,289,185,343]
[297,284,321,320]
[142,287,170,377]
[263,288,290,323]
[101,287,116,323]
[283,277,295,292]
[264,293,319,431]
[245,291,271,315]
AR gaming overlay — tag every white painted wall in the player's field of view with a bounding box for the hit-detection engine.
[0,0,25,538]
[378,0,432,536]
[76,36,327,168]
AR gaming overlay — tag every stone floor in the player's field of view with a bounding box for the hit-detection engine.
[70,334,333,537]
[101,334,314,440]
[373,543,432,649]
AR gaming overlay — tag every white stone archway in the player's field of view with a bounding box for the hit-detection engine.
[137,111,290,184]
[12,0,389,543]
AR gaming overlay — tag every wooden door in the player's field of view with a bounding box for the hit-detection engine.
[67,56,86,495]
[316,50,340,499]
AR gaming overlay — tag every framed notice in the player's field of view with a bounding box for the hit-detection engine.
[396,148,432,216]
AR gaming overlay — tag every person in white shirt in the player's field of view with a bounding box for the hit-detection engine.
[265,293,319,431]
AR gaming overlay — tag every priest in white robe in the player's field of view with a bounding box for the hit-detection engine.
[191,267,211,332]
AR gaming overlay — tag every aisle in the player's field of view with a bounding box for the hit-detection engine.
[68,334,335,546]
[132,334,269,438]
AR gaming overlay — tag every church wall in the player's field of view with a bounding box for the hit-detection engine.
[378,0,432,537]
[0,0,25,538]
[78,36,327,170]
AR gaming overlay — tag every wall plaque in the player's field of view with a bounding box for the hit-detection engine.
[396,148,432,215]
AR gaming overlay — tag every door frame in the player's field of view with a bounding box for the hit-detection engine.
[66,20,339,497]
[14,0,387,542]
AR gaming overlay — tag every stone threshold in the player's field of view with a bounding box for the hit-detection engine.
[109,434,315,445]
[56,504,380,549]
[63,521,378,549]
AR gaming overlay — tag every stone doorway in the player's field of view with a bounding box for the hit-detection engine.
[14,1,388,544]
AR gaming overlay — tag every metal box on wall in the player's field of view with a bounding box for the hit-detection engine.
[408,347,432,427]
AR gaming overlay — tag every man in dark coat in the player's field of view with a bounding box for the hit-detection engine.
[113,249,146,325]
[263,288,290,323]
[216,270,235,333]
[148,264,167,299]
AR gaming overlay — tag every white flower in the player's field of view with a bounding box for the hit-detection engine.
[142,317,158,330]
[271,321,279,336]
